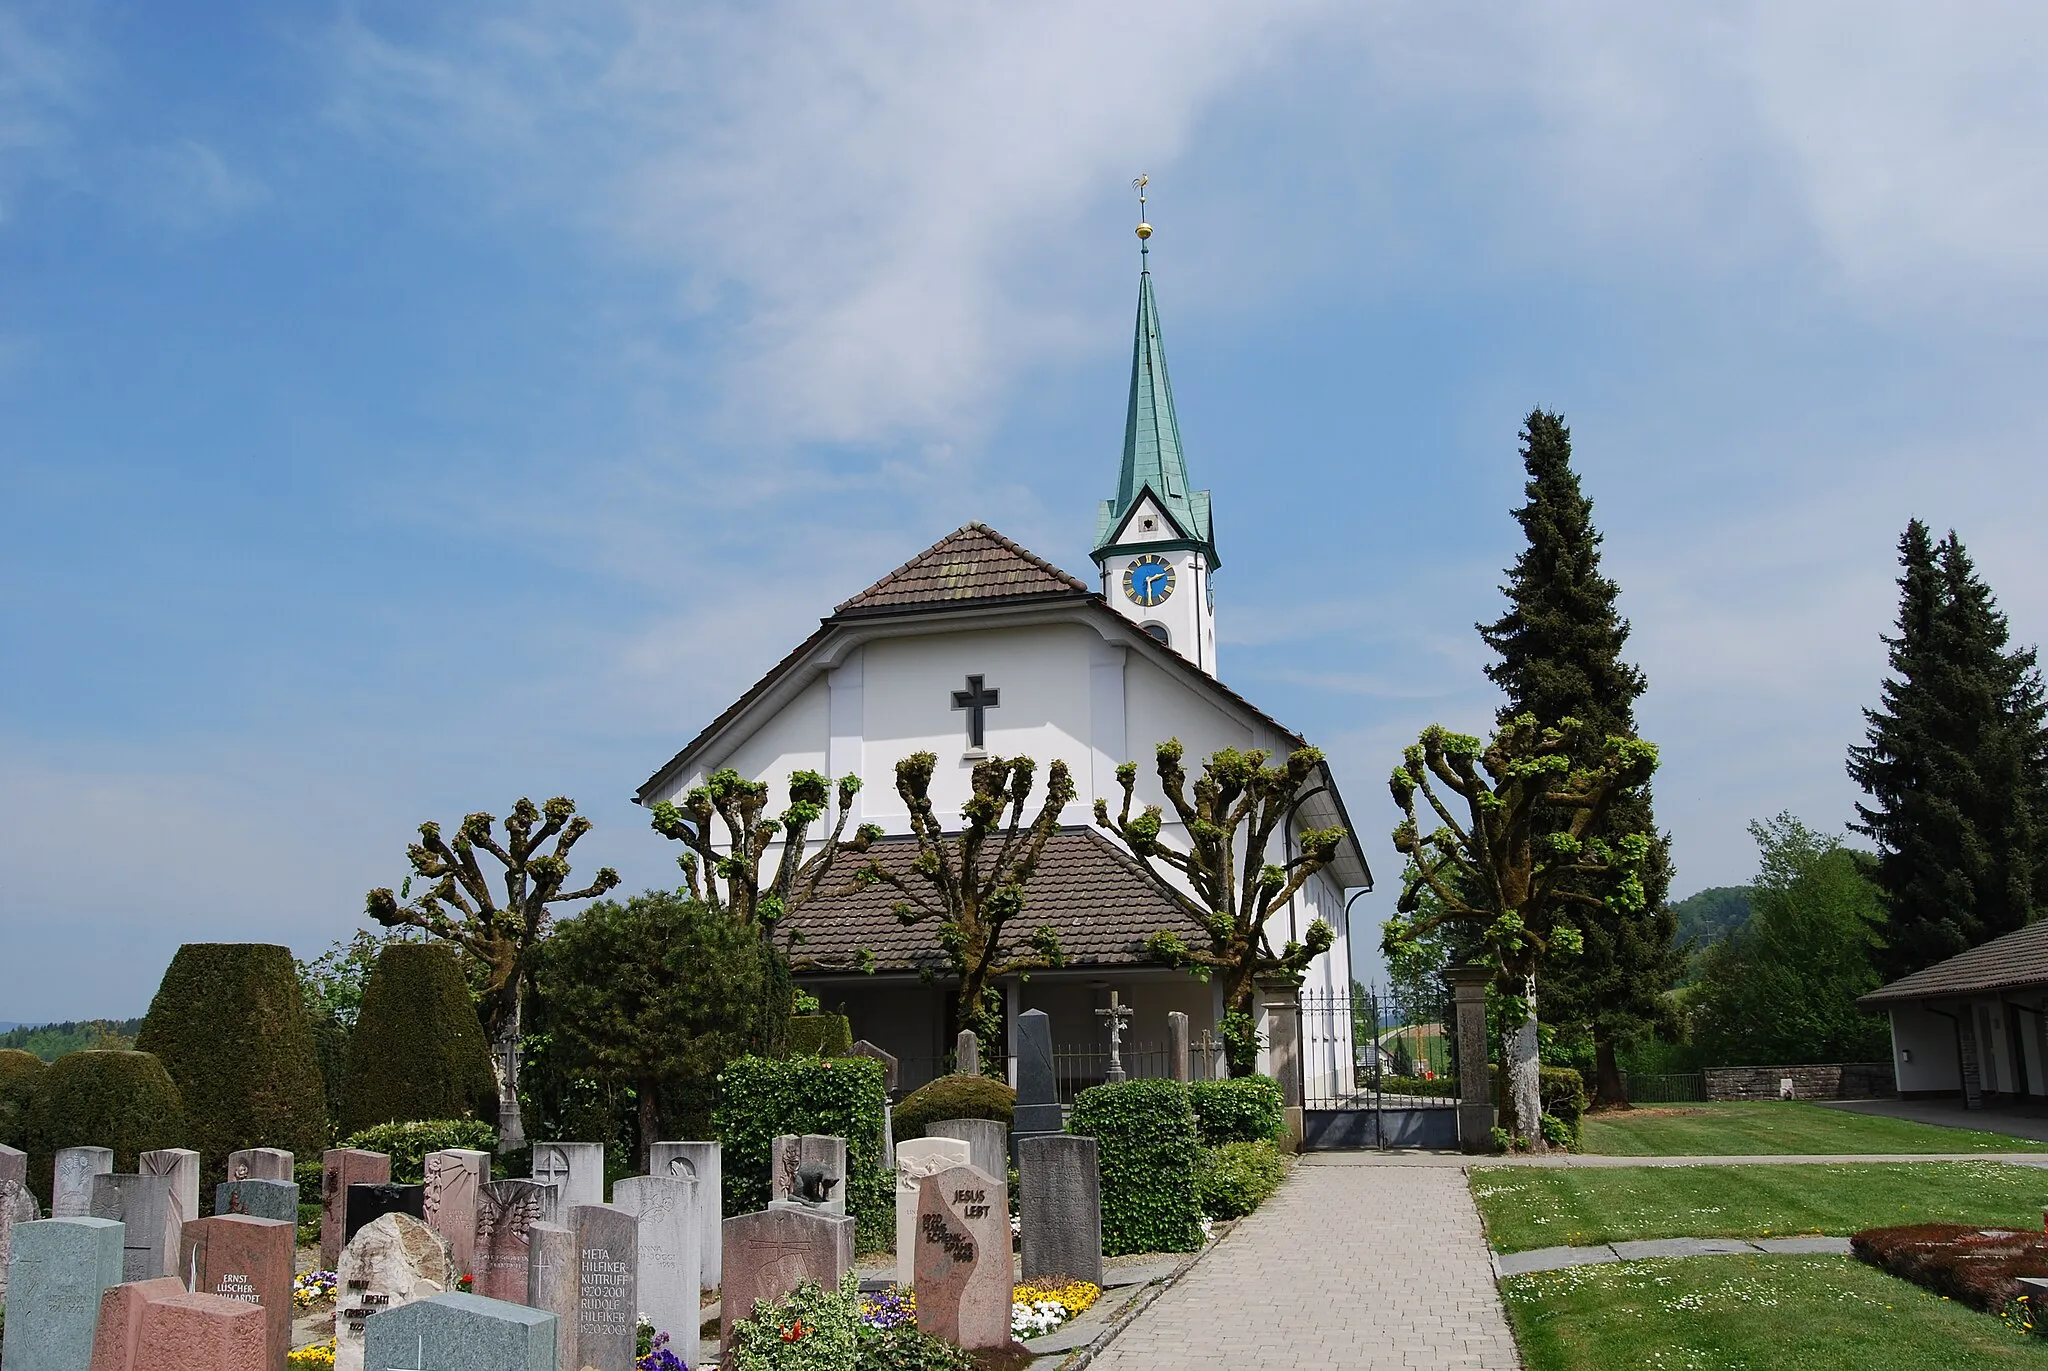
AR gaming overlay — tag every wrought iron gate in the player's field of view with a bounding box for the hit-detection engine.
[1298,986,1461,1149]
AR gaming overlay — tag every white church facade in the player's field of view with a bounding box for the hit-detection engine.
[636,254,1371,1100]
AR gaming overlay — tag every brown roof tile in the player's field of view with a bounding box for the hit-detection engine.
[835,523,1090,615]
[1860,919,2048,1005]
[785,828,1208,975]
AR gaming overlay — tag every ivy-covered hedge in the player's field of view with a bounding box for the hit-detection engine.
[337,1119,499,1184]
[714,1055,890,1253]
[339,943,497,1137]
[0,1048,45,1148]
[1196,1139,1286,1219]
[891,1073,1015,1143]
[23,1050,187,1205]
[1069,1078,1203,1256]
[1539,1065,1588,1149]
[1188,1076,1284,1145]
[784,1014,853,1059]
[134,943,328,1184]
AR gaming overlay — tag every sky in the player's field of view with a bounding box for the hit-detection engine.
[4,2,2047,1022]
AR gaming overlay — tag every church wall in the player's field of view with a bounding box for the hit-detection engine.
[716,675,831,795]
[1118,651,1254,816]
[1887,1003,1962,1095]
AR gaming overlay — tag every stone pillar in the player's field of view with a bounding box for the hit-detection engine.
[1166,1012,1191,1083]
[1255,979,1303,1109]
[1446,965,1496,1153]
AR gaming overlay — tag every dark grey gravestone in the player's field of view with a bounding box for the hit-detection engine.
[927,1118,1007,1182]
[1012,1009,1062,1139]
[849,1040,900,1096]
[362,1291,556,1371]
[1018,1134,1103,1287]
[0,1216,125,1371]
[90,1172,179,1280]
[215,1178,300,1222]
[571,1203,637,1371]
[345,1183,426,1247]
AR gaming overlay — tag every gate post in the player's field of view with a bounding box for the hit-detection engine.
[1256,978,1305,1149]
[1446,965,1495,1153]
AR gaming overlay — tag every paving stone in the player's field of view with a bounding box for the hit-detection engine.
[1610,1237,1761,1261]
[1494,1245,1618,1277]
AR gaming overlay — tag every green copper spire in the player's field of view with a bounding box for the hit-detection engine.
[1093,257,1218,567]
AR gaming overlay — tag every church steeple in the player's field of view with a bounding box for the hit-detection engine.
[1093,179,1220,674]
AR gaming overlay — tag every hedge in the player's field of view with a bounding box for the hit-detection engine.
[339,943,497,1137]
[784,1014,853,1059]
[1069,1078,1204,1256]
[23,1050,187,1206]
[134,943,328,1185]
[892,1073,1014,1143]
[1196,1139,1286,1220]
[0,1048,45,1147]
[714,1055,890,1253]
[1540,1065,1588,1149]
[337,1118,499,1184]
[1189,1076,1284,1145]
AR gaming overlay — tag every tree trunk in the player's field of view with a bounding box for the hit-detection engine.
[1593,1032,1629,1110]
[1504,976,1546,1152]
[637,1077,660,1174]
[489,992,526,1152]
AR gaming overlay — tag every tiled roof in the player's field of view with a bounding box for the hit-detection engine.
[784,828,1209,975]
[835,523,1091,615]
[1859,920,2048,1005]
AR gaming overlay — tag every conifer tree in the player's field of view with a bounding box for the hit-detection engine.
[1475,410,1682,1107]
[1849,522,2048,978]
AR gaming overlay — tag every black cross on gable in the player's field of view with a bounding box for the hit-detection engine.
[952,674,1000,749]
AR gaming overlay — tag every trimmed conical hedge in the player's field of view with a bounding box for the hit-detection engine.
[134,943,328,1182]
[338,942,496,1137]
[0,1048,45,1147]
[23,1050,187,1205]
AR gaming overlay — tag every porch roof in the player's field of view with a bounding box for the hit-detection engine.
[1860,919,2048,1006]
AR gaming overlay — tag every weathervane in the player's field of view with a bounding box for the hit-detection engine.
[1133,174,1152,263]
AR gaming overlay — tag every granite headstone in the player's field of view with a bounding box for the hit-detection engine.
[86,1276,187,1371]
[52,1148,114,1220]
[361,1292,556,1371]
[1011,1009,1062,1141]
[1166,1011,1191,1083]
[926,1118,1007,1182]
[178,1214,295,1371]
[954,1029,980,1078]
[0,1217,123,1371]
[473,1179,559,1304]
[138,1150,200,1231]
[91,1284,268,1371]
[89,1173,179,1281]
[648,1141,721,1288]
[914,1163,1011,1350]
[528,1142,603,1211]
[224,1150,294,1185]
[335,1212,453,1371]
[524,1221,577,1371]
[894,1136,970,1288]
[422,1149,489,1279]
[719,1207,853,1347]
[215,1180,299,1224]
[321,1150,392,1270]
[769,1134,846,1216]
[345,1184,427,1249]
[571,1203,637,1371]
[1018,1134,1103,1287]
[612,1175,698,1349]
[0,1170,38,1300]
[849,1040,900,1096]
[0,1141,24,1186]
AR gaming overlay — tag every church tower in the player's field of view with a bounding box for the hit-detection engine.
[1093,196,1220,674]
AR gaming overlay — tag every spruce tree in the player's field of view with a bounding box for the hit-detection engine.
[1475,410,1682,1107]
[1850,522,2048,978]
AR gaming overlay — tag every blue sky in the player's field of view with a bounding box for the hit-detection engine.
[4,3,2047,1021]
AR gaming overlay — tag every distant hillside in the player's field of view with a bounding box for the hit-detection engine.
[0,1019,145,1061]
[1673,886,1753,949]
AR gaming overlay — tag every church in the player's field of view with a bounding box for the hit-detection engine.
[635,243,1372,1103]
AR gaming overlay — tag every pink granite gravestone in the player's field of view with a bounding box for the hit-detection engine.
[473,1178,558,1303]
[422,1148,489,1278]
[178,1214,295,1371]
[914,1163,1011,1350]
[88,1277,189,1371]
[719,1207,853,1347]
[89,1281,266,1371]
[320,1149,390,1269]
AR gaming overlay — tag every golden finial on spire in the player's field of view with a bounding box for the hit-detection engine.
[1134,174,1152,242]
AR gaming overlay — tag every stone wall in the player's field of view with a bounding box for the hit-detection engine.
[1703,1063,1896,1102]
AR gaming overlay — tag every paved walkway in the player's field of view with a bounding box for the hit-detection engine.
[1086,1154,1519,1370]
[1327,1149,2048,1169]
[1494,1234,1851,1276]
[1821,1097,2048,1143]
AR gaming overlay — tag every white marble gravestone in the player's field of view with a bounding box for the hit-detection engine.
[893,1136,970,1289]
[527,1143,602,1211]
[648,1141,721,1288]
[612,1174,699,1349]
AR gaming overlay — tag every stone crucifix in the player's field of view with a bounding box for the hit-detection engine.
[1096,991,1135,1084]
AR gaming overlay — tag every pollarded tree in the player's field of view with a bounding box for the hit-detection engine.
[366,796,619,1152]
[648,768,881,1053]
[1385,716,1656,1148]
[854,752,1074,1054]
[1095,740,1346,1074]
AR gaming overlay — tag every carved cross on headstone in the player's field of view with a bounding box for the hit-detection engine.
[531,1146,570,1190]
[1096,991,1135,1084]
[951,675,1000,750]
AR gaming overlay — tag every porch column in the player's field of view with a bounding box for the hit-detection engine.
[1446,965,1495,1154]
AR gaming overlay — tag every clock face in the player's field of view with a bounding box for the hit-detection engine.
[1123,554,1175,607]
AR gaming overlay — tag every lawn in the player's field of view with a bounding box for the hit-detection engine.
[1503,1254,2048,1371]
[1472,1162,2048,1253]
[1582,1101,2048,1156]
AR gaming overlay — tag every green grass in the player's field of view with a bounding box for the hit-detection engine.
[1473,1162,2048,1253]
[1582,1101,2048,1156]
[1503,1254,2048,1371]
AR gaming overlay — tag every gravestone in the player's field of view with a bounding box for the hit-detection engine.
[524,1221,576,1371]
[138,1150,200,1232]
[1167,1011,1191,1083]
[914,1163,1010,1349]
[528,1142,603,1211]
[570,1204,637,1371]
[87,1276,187,1371]
[126,1290,269,1371]
[0,1170,38,1300]
[769,1134,846,1216]
[322,1150,392,1269]
[612,1175,699,1348]
[89,1173,179,1281]
[927,1118,1007,1182]
[52,1147,114,1219]
[422,1150,488,1278]
[215,1179,299,1224]
[849,1040,901,1096]
[361,1292,556,1371]
[1011,1009,1062,1142]
[955,1029,980,1078]
[719,1207,853,1347]
[0,1141,23,1186]
[335,1213,453,1371]
[178,1214,295,1371]
[0,1216,123,1371]
[1018,1134,1102,1287]
[894,1137,970,1288]
[648,1141,721,1288]
[346,1184,427,1247]
[225,1150,294,1184]
[473,1179,558,1304]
